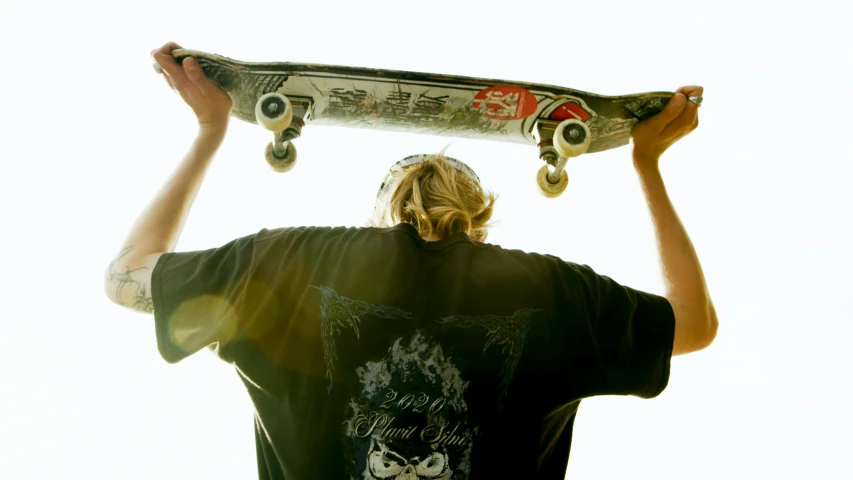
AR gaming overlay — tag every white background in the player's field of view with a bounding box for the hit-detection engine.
[0,0,850,478]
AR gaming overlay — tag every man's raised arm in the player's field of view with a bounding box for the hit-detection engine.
[104,42,232,312]
[631,86,718,355]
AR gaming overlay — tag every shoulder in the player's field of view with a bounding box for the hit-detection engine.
[255,226,362,243]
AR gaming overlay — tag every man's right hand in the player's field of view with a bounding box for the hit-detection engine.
[630,85,703,167]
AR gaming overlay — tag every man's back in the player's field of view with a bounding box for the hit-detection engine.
[152,224,675,479]
[106,51,708,479]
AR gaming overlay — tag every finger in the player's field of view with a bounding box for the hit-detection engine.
[662,99,698,138]
[646,93,687,131]
[677,85,704,108]
[182,57,207,88]
[151,44,188,88]
[676,85,704,97]
[152,42,183,57]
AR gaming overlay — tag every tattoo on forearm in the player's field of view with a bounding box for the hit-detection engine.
[108,246,155,313]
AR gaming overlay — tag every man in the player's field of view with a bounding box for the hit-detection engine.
[105,42,716,479]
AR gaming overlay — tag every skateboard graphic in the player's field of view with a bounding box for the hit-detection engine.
[165,49,674,197]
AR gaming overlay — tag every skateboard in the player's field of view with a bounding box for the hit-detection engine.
[165,49,674,197]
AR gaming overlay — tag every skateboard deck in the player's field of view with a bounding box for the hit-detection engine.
[168,49,674,195]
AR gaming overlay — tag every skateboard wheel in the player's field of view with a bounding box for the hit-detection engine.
[265,142,297,173]
[553,119,590,158]
[256,92,293,132]
[536,165,568,198]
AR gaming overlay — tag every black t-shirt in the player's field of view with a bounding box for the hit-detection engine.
[152,224,675,479]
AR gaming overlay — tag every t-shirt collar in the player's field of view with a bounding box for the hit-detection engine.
[391,223,475,250]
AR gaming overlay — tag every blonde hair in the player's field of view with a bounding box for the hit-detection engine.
[371,150,497,242]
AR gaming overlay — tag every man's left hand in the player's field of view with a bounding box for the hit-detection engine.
[152,42,233,132]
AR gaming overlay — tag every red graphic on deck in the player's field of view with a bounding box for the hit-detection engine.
[473,86,538,120]
[548,101,591,122]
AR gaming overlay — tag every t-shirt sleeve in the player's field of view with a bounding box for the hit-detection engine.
[151,233,257,363]
[556,260,676,399]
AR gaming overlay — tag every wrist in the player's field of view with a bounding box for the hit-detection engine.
[632,152,660,173]
[197,122,228,140]
[198,114,229,134]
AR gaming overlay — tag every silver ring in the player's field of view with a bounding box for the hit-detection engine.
[688,95,703,107]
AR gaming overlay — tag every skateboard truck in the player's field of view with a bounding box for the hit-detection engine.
[255,93,312,172]
[535,119,591,197]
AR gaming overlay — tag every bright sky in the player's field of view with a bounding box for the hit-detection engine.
[1,1,850,478]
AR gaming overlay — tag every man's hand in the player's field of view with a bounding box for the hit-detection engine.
[152,42,233,132]
[631,85,703,168]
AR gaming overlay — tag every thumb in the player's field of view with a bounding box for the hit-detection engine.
[648,93,687,130]
[183,57,205,85]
